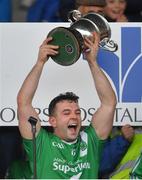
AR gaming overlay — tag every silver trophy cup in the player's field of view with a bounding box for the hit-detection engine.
[47,10,118,66]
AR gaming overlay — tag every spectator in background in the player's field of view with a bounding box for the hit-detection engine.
[0,0,12,22]
[74,0,128,23]
[99,124,134,178]
[104,0,128,22]
[27,0,61,22]
[109,127,142,179]
[75,0,106,15]
[59,0,107,22]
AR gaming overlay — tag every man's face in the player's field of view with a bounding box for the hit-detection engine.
[78,5,104,15]
[50,100,81,142]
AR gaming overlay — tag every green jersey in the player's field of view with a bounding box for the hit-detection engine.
[23,125,105,179]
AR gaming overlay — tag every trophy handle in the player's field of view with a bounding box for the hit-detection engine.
[68,10,82,23]
[99,38,118,52]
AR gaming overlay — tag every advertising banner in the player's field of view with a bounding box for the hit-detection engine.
[0,23,142,126]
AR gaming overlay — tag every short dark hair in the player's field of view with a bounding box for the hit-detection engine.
[76,0,106,7]
[48,92,79,116]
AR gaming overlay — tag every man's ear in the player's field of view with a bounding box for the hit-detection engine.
[49,116,57,128]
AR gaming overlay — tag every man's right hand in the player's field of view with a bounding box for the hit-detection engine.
[37,37,59,64]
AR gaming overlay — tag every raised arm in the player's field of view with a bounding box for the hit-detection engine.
[84,32,117,139]
[17,37,59,139]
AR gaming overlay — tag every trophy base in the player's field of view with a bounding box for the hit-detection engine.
[47,27,83,66]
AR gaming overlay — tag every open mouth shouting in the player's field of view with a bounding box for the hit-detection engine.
[68,123,78,133]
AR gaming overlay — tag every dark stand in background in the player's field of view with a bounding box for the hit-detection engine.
[0,127,22,178]
[28,116,38,179]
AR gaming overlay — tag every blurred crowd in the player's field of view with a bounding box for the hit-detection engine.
[0,0,142,22]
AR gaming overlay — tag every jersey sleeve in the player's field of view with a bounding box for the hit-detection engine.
[23,128,49,161]
[85,125,106,161]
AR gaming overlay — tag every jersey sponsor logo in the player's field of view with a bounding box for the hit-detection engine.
[80,141,87,151]
[53,161,90,174]
[52,141,64,149]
